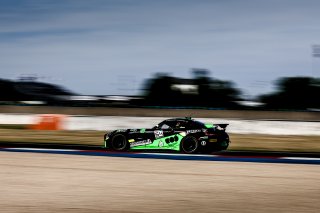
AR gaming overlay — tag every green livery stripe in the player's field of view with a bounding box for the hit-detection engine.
[140,128,146,133]
[205,124,214,128]
[130,133,184,151]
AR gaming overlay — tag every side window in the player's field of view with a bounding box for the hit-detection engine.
[158,120,190,130]
[174,121,188,129]
[189,121,204,129]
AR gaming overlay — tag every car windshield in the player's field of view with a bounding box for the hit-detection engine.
[160,124,171,129]
[154,121,174,130]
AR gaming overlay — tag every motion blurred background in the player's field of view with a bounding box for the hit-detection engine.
[0,0,320,110]
[0,0,319,152]
[1,1,320,213]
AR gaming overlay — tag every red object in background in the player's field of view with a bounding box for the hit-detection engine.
[30,114,66,130]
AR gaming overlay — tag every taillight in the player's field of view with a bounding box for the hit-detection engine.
[204,130,216,136]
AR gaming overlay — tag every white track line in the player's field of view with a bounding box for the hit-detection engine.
[2,148,320,162]
[281,157,320,161]
[139,153,219,157]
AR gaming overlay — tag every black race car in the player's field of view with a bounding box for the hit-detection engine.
[104,117,230,154]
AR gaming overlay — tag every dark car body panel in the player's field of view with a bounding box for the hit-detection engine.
[104,118,230,153]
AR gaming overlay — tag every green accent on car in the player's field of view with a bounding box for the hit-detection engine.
[205,124,214,128]
[140,128,146,133]
[220,141,229,148]
[130,133,184,151]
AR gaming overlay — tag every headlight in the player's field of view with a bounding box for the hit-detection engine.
[179,132,186,137]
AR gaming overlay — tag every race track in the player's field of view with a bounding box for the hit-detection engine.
[1,151,319,213]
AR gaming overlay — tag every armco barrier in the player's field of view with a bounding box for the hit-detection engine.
[29,114,66,130]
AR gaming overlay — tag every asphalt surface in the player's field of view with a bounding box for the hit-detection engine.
[1,151,319,213]
[1,146,320,165]
[1,141,320,158]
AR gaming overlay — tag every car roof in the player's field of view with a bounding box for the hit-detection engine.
[163,117,194,122]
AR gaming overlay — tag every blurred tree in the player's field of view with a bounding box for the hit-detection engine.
[192,68,210,79]
[260,77,320,110]
[143,70,241,108]
[0,79,20,101]
[143,73,178,106]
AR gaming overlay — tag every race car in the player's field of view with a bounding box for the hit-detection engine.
[103,117,230,154]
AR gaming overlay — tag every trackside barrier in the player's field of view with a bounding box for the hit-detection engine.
[29,114,66,130]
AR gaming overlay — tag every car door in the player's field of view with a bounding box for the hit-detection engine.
[141,122,175,149]
[127,128,154,149]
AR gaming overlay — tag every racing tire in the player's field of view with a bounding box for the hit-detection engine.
[180,136,199,154]
[111,134,129,151]
[215,132,230,151]
[215,141,230,151]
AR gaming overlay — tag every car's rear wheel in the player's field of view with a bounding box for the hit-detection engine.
[180,136,199,154]
[216,132,230,151]
[111,134,129,151]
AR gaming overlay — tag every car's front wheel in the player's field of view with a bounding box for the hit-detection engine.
[180,136,199,154]
[111,134,129,151]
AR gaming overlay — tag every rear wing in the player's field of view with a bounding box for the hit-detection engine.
[215,124,229,131]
